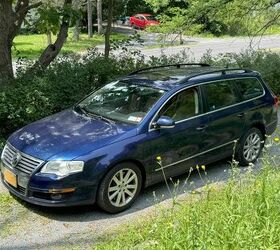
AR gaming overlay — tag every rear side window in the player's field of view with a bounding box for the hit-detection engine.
[234,78,264,100]
[203,81,239,111]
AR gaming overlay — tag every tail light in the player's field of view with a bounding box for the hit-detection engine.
[274,96,279,108]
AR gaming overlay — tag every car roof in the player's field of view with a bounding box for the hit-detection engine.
[135,13,153,16]
[123,64,259,91]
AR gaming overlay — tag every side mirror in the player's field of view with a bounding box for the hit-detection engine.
[153,116,175,129]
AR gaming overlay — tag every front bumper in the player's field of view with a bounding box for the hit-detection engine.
[1,164,98,207]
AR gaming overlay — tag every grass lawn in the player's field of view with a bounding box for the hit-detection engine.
[12,31,128,59]
[94,139,280,249]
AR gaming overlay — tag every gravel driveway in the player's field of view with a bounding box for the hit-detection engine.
[0,115,279,250]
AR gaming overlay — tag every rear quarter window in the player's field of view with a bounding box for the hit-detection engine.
[235,78,264,101]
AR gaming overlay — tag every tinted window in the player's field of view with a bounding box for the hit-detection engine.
[235,78,264,100]
[203,81,239,111]
[159,88,199,122]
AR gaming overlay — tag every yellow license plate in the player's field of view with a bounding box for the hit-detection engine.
[2,167,17,188]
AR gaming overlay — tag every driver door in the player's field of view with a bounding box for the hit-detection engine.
[145,87,208,181]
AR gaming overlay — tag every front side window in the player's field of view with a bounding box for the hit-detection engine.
[234,78,264,100]
[77,81,166,124]
[203,81,239,111]
[158,88,199,122]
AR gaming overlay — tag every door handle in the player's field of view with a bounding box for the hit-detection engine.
[237,112,245,118]
[196,125,208,131]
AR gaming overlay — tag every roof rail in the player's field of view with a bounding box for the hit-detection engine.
[129,63,211,75]
[185,68,254,81]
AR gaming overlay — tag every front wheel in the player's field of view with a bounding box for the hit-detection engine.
[97,163,142,213]
[235,127,264,166]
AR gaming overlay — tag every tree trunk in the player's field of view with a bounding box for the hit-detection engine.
[0,1,18,80]
[0,37,13,80]
[73,20,81,41]
[97,0,103,35]
[0,0,42,81]
[87,0,93,38]
[47,31,52,45]
[33,0,72,70]
[104,0,113,58]
[72,0,80,42]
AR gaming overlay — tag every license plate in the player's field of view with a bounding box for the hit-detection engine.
[2,166,17,188]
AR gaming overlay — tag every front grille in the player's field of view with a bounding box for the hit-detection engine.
[2,143,44,175]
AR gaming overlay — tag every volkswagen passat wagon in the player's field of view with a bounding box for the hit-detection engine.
[1,64,278,213]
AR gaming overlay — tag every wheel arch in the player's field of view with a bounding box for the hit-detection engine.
[97,159,147,192]
[250,122,266,137]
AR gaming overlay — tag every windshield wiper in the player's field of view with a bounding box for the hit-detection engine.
[74,105,116,124]
[90,112,116,125]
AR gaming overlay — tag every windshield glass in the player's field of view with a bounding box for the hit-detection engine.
[77,81,166,124]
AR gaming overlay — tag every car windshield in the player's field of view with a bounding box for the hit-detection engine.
[146,15,157,21]
[77,81,166,124]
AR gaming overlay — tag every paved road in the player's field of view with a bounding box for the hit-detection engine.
[143,35,280,59]
[94,26,280,60]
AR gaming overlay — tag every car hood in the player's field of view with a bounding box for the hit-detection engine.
[8,109,136,161]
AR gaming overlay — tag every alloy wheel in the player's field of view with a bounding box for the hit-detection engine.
[243,132,261,162]
[108,168,138,207]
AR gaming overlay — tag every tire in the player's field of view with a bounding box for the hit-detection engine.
[97,162,142,213]
[235,127,264,166]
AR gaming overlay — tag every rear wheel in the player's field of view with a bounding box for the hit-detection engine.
[235,127,264,166]
[97,163,142,213]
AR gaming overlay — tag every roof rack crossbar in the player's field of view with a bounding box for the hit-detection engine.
[185,68,253,81]
[129,63,211,75]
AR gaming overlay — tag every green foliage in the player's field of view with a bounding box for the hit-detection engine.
[94,161,280,249]
[145,0,280,36]
[34,1,81,36]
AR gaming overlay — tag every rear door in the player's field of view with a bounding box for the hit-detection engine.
[199,79,245,163]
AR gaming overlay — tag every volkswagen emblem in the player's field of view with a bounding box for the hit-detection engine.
[11,152,21,167]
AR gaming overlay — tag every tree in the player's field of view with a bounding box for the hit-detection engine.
[0,0,75,80]
[145,0,280,37]
[87,0,93,38]
[0,1,42,79]
[97,0,103,34]
[35,0,77,70]
[104,0,113,58]
[73,0,82,41]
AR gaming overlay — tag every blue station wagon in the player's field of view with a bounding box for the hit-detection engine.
[1,64,278,213]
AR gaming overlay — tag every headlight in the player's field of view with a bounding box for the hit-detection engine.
[40,161,84,177]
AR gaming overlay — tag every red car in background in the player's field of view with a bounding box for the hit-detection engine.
[130,14,159,29]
